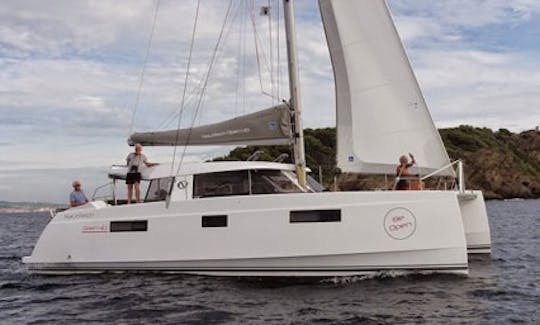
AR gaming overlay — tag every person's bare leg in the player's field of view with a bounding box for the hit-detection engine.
[135,182,141,203]
[127,184,133,204]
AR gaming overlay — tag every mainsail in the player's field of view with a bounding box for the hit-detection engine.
[320,0,453,176]
[129,104,291,147]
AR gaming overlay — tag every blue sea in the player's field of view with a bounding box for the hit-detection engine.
[0,199,538,324]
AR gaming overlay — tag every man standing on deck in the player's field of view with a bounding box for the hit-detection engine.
[126,143,159,204]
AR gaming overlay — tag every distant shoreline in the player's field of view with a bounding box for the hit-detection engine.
[0,201,67,214]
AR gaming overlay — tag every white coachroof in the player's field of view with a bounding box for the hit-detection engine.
[108,161,302,180]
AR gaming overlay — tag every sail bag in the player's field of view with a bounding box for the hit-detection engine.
[129,104,291,147]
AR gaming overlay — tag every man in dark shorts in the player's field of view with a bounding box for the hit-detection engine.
[126,143,159,203]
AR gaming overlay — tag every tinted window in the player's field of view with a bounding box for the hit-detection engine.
[251,170,303,194]
[202,215,227,227]
[110,220,148,232]
[193,171,249,198]
[290,210,341,223]
[145,177,173,202]
[306,174,324,192]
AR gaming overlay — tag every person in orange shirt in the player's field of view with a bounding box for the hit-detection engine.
[396,153,416,190]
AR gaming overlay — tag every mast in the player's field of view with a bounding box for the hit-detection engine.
[283,0,307,188]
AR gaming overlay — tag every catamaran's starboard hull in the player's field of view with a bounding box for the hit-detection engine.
[23,191,468,276]
[458,191,492,254]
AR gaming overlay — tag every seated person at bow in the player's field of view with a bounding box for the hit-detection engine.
[70,180,89,207]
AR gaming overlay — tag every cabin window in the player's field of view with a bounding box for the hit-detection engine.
[110,220,148,232]
[145,177,173,202]
[290,210,341,223]
[193,169,304,198]
[306,174,324,192]
[193,171,249,198]
[251,170,303,194]
[202,215,227,227]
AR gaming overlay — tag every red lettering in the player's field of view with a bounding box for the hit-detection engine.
[388,222,413,232]
[82,224,108,233]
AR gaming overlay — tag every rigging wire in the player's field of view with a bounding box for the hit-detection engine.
[276,0,281,102]
[267,0,275,106]
[128,0,161,136]
[169,0,201,176]
[234,0,247,117]
[251,2,276,100]
[250,2,281,102]
[158,0,285,136]
[174,0,235,177]
[156,79,204,130]
[135,0,287,134]
[250,2,265,97]
[195,0,243,127]
[241,0,248,114]
[158,0,246,130]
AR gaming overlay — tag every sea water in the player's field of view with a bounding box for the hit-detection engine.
[0,199,538,324]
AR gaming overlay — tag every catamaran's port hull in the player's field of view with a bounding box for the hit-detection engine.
[23,191,469,276]
[22,258,468,277]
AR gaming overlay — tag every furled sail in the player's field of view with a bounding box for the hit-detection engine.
[320,0,454,176]
[129,104,291,147]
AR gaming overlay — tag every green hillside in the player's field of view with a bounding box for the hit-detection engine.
[214,126,540,199]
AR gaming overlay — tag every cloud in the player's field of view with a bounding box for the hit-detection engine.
[0,0,157,58]
[390,0,540,29]
[415,48,540,129]
[387,0,540,130]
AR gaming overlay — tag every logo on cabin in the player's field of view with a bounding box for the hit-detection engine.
[268,120,278,131]
[64,212,93,219]
[348,155,354,162]
[384,207,416,240]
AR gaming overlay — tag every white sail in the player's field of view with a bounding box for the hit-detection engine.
[320,0,453,176]
[129,104,291,147]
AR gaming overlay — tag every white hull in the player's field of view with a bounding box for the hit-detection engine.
[458,191,492,254]
[24,252,466,276]
[24,191,468,276]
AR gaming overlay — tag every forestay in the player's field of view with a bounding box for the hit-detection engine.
[129,104,291,147]
[320,0,453,176]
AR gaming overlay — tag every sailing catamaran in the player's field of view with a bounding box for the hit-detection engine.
[23,0,490,275]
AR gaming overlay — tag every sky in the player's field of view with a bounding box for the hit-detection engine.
[1,0,539,203]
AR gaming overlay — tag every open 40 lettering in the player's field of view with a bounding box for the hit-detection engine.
[81,224,108,234]
[384,208,417,240]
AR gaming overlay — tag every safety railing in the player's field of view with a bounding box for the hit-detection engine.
[92,181,117,204]
[392,160,465,192]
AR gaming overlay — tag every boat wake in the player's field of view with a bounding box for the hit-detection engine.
[322,269,467,284]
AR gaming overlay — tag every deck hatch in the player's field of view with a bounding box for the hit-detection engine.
[290,210,341,223]
[110,220,148,232]
[202,215,228,227]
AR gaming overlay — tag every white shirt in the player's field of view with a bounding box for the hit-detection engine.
[126,152,147,171]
